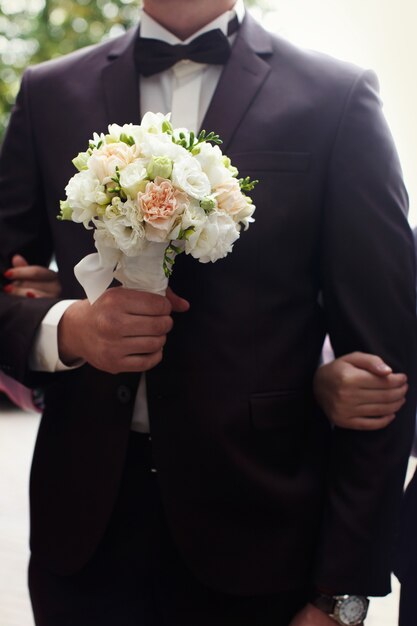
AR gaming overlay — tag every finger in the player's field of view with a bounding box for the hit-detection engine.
[166,286,190,313]
[123,315,173,338]
[101,287,172,317]
[122,334,168,355]
[121,349,164,373]
[356,398,406,416]
[8,278,56,290]
[350,383,408,404]
[3,285,48,298]
[6,266,58,282]
[11,281,61,296]
[350,370,408,390]
[342,352,393,376]
[11,254,29,268]
[97,309,173,339]
[338,414,396,431]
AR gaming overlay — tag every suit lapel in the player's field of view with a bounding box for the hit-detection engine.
[100,15,272,145]
[200,14,273,152]
[101,26,142,125]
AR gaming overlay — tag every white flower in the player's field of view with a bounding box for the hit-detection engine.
[102,213,146,257]
[138,132,185,161]
[65,170,105,226]
[179,200,206,249]
[194,142,232,188]
[182,207,239,263]
[121,197,145,232]
[119,160,148,198]
[172,157,211,199]
[107,123,141,145]
[63,113,256,293]
[140,112,171,134]
[88,142,137,184]
[214,178,256,230]
[93,219,119,252]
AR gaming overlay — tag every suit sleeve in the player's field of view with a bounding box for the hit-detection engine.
[0,70,60,383]
[315,70,417,595]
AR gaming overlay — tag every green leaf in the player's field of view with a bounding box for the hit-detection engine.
[120,133,135,146]
[239,176,259,192]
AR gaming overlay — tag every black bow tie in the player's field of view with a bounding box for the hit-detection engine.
[134,18,239,77]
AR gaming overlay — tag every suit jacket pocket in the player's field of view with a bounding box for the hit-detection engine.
[250,389,310,431]
[230,151,311,173]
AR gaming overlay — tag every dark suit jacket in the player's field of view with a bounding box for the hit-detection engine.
[0,14,416,596]
[395,228,417,584]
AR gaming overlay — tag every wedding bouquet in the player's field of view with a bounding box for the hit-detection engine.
[59,112,257,301]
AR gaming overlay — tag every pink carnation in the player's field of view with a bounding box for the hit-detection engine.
[139,177,188,242]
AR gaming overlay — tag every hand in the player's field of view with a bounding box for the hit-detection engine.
[289,603,345,626]
[3,254,61,298]
[58,286,189,373]
[313,352,407,430]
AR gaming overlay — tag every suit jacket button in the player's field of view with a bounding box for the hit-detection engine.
[116,385,131,404]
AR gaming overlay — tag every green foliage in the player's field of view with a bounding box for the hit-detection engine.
[172,129,223,152]
[0,0,267,142]
[239,175,259,192]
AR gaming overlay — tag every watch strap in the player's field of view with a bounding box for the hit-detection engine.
[310,593,337,614]
[310,592,369,625]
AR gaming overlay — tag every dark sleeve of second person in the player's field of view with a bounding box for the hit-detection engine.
[0,71,60,383]
[315,69,417,595]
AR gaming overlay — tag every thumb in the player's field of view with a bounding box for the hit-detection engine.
[11,254,29,268]
[166,287,190,313]
[342,351,392,376]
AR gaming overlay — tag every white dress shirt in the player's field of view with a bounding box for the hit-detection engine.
[30,0,245,432]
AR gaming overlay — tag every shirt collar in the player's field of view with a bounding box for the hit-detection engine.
[140,0,245,44]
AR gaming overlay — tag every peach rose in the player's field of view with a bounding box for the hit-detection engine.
[214,178,255,228]
[139,177,188,242]
[88,142,137,183]
[214,178,248,216]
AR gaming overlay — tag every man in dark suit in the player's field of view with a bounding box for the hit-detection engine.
[395,226,417,626]
[397,466,417,626]
[0,1,416,624]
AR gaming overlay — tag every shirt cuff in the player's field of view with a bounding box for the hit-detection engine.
[29,300,85,372]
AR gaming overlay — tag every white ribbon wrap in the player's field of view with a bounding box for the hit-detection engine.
[74,241,168,302]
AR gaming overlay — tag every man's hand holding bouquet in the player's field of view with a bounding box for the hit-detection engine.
[57,112,257,373]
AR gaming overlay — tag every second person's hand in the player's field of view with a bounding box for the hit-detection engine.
[313,351,408,430]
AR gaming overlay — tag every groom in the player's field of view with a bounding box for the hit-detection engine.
[0,0,416,624]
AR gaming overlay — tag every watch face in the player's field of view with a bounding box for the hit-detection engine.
[337,596,368,625]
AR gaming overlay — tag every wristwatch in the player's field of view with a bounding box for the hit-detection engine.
[310,593,369,625]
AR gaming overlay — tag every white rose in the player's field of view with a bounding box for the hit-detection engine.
[119,160,148,198]
[186,211,240,263]
[172,157,211,199]
[65,170,105,226]
[194,142,232,188]
[102,213,146,257]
